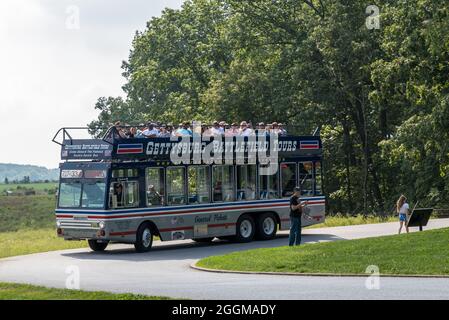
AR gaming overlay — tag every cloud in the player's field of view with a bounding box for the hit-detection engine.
[0,0,184,168]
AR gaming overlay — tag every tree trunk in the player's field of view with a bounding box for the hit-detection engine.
[350,100,385,214]
[342,117,353,213]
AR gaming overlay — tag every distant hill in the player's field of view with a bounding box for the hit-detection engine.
[0,163,59,183]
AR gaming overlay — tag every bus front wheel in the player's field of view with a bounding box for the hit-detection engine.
[255,213,278,240]
[233,214,255,242]
[88,239,109,252]
[134,223,153,253]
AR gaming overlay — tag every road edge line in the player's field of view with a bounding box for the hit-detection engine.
[190,262,449,278]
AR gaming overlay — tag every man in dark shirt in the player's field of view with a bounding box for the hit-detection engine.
[289,187,309,246]
[113,183,124,207]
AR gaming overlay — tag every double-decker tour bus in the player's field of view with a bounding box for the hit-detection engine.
[52,125,325,252]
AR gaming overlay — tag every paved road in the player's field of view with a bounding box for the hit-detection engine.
[1,219,449,300]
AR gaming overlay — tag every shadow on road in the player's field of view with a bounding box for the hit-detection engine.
[61,232,343,262]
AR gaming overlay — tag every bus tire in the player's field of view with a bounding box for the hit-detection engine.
[255,212,278,240]
[192,237,215,243]
[88,239,108,252]
[233,214,255,243]
[134,222,153,253]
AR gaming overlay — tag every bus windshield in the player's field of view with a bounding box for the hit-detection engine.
[58,181,106,208]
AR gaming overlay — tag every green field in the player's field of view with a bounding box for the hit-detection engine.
[196,228,449,276]
[0,282,171,300]
[0,195,58,232]
[0,195,87,258]
[0,182,58,193]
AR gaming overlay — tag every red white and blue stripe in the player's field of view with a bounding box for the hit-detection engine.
[300,140,320,150]
[117,144,143,154]
[55,197,326,221]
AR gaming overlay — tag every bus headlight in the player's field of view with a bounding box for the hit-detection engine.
[99,221,105,229]
[56,221,61,227]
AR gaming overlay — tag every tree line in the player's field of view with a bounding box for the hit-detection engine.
[88,0,449,215]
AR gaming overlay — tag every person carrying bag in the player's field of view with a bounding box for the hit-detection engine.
[289,187,312,246]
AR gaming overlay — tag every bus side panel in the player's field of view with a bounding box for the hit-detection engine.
[281,202,326,229]
[151,209,241,241]
[151,206,290,241]
[102,198,324,243]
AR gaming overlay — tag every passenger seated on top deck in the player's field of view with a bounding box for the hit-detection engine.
[279,123,287,136]
[114,121,128,139]
[175,121,193,136]
[127,127,138,138]
[166,123,174,136]
[135,124,146,138]
[219,121,226,134]
[224,122,239,137]
[271,122,281,135]
[210,121,222,136]
[157,124,171,137]
[147,185,163,205]
[239,121,253,136]
[142,122,159,138]
[256,122,267,136]
[202,125,212,137]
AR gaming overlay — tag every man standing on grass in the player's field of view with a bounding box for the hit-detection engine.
[289,187,310,246]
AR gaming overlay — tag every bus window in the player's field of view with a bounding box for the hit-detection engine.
[188,166,211,204]
[213,165,234,202]
[167,167,186,205]
[236,165,256,201]
[258,165,279,199]
[112,169,138,178]
[315,161,323,195]
[81,182,106,208]
[281,163,297,197]
[299,162,313,196]
[146,167,165,206]
[109,181,139,209]
[59,182,82,207]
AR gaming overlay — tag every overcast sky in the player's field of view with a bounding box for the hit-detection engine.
[0,0,184,169]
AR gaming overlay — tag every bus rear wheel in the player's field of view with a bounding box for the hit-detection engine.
[134,223,153,253]
[232,214,255,243]
[255,213,278,240]
[88,239,109,252]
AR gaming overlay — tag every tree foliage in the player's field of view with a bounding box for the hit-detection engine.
[88,0,449,214]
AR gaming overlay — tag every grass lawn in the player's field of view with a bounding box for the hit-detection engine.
[307,214,396,228]
[0,282,171,300]
[196,228,449,276]
[0,228,87,259]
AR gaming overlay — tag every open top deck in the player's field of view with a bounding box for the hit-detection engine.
[53,127,322,163]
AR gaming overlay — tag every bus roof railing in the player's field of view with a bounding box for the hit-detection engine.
[52,124,321,147]
[52,126,111,146]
